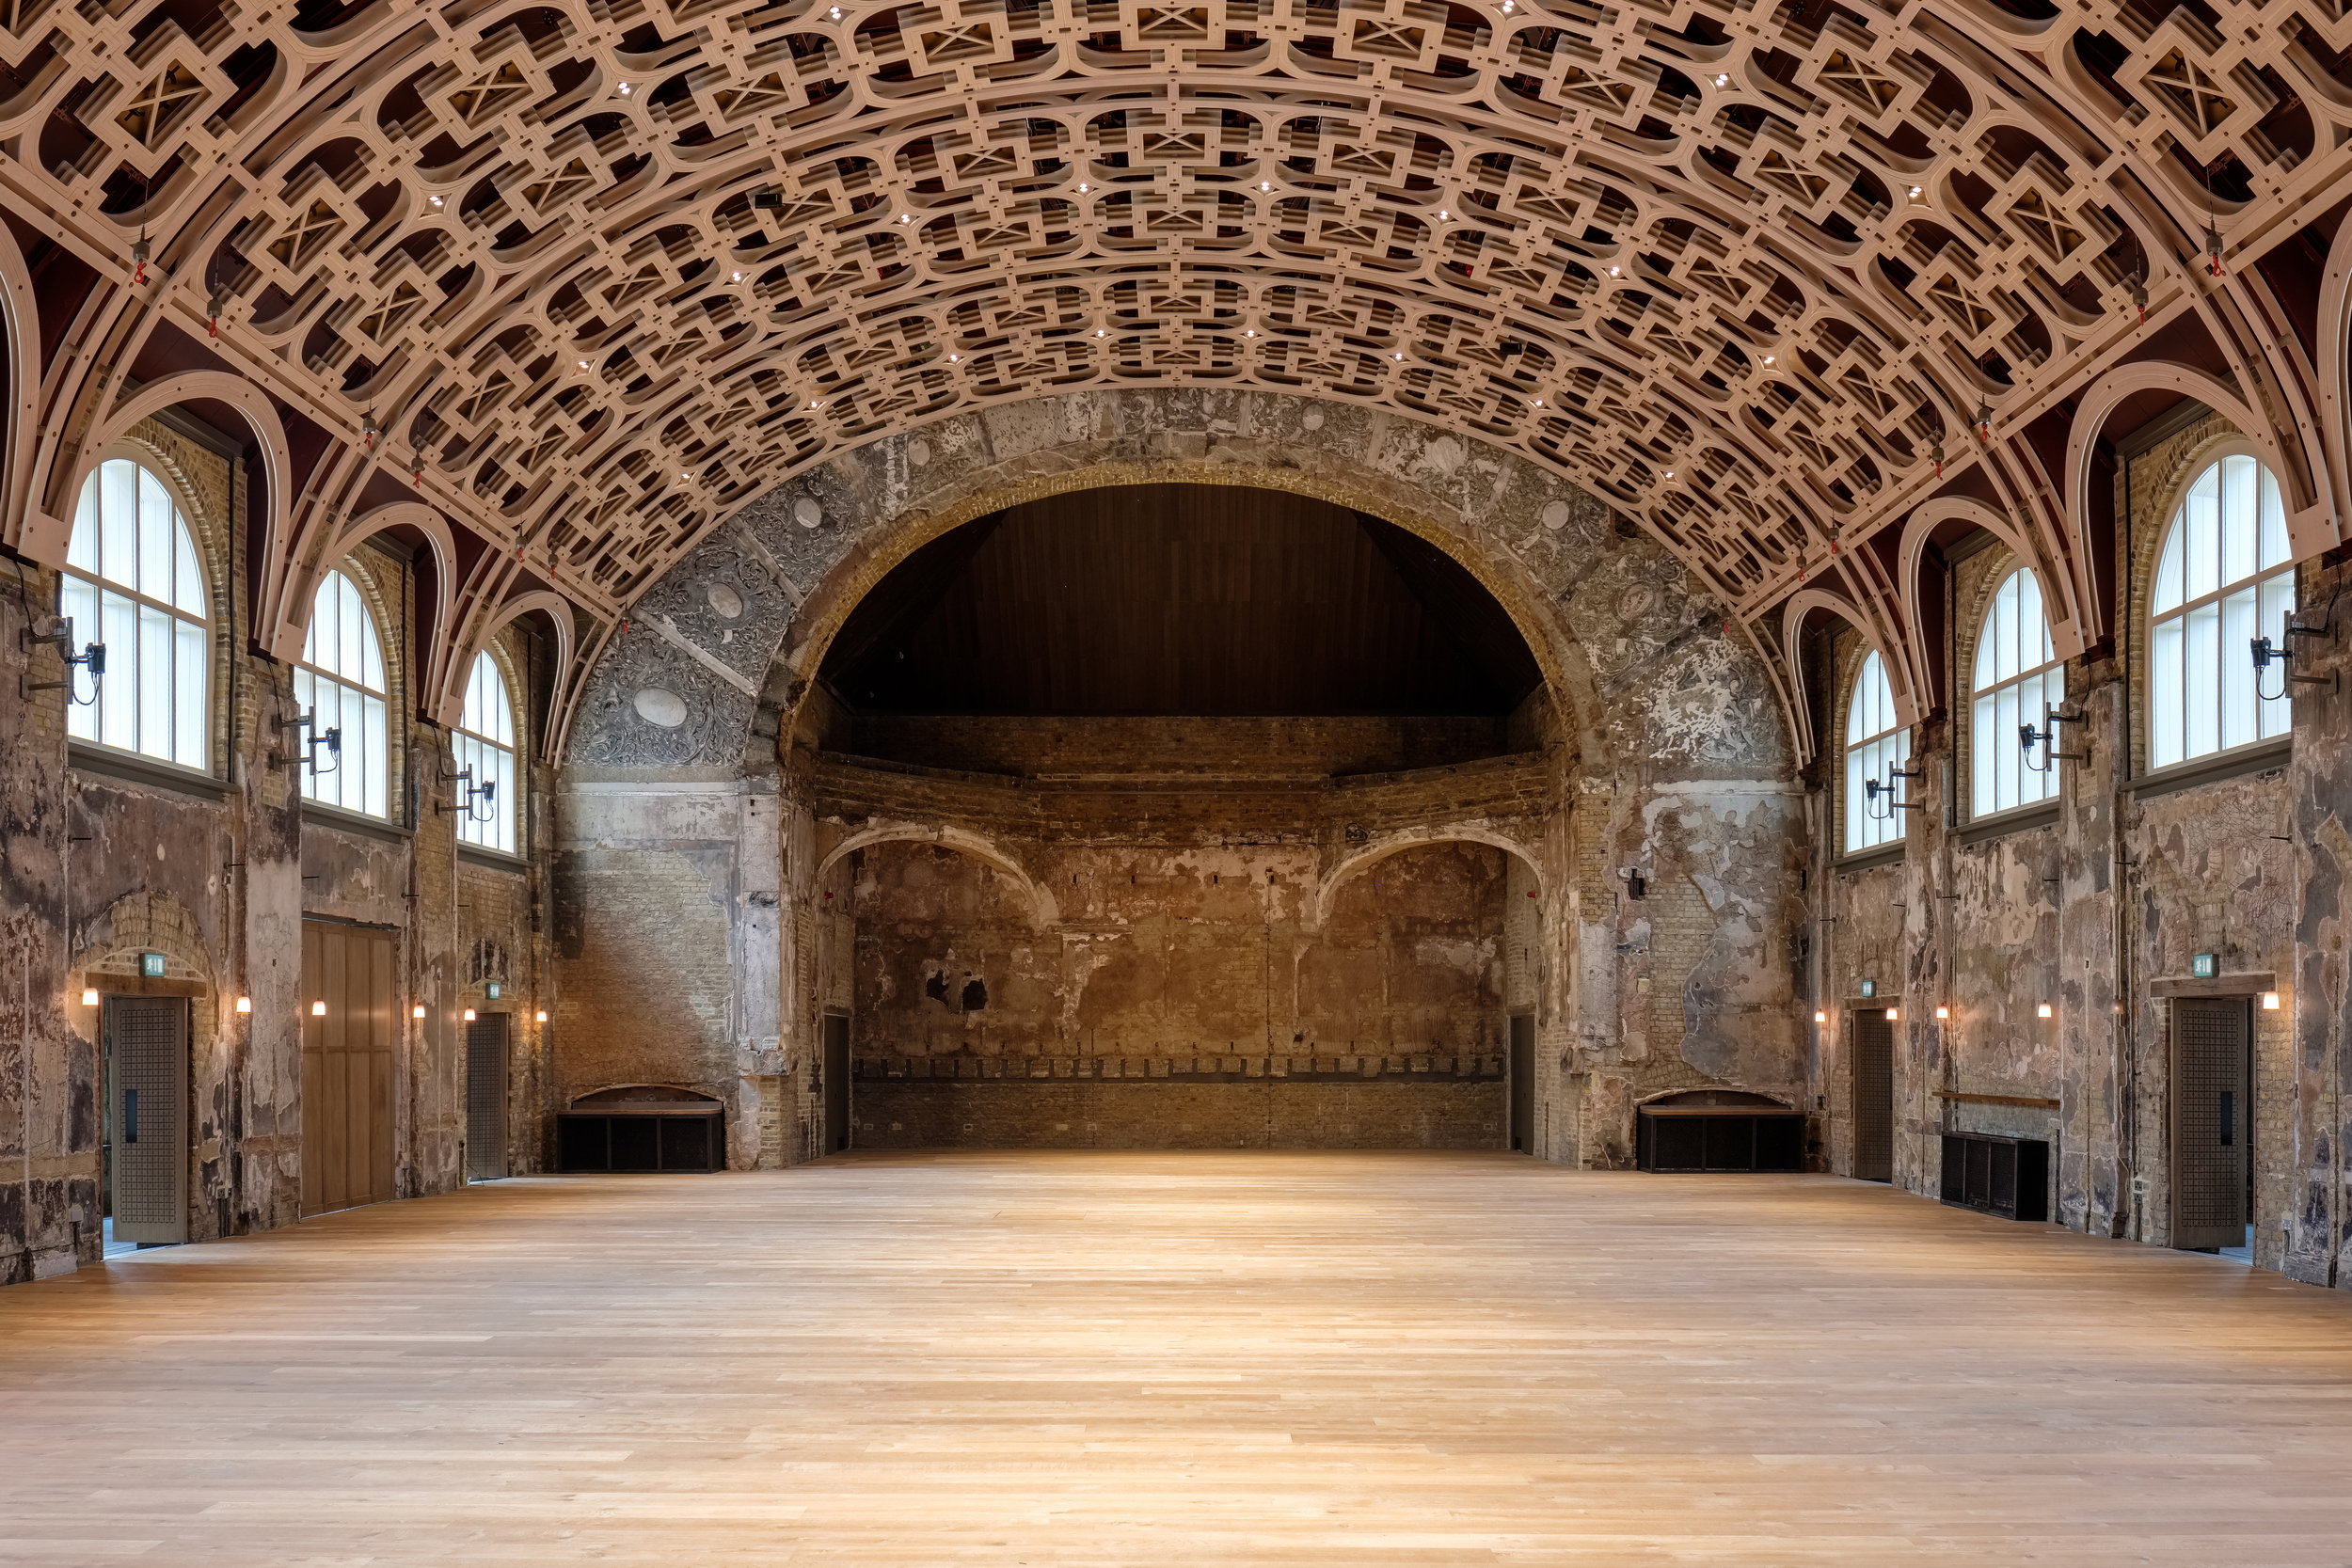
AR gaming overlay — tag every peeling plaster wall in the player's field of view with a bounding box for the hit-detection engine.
[845,836,1510,1149]
[0,419,562,1286]
[552,389,1805,1166]
[1804,406,2340,1282]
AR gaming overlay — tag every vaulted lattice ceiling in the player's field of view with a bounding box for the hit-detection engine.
[4,0,2345,715]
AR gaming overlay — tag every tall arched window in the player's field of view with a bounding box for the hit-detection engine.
[1972,566,2063,818]
[2149,453,2294,769]
[63,456,210,769]
[454,650,517,854]
[1844,649,1909,854]
[295,567,389,818]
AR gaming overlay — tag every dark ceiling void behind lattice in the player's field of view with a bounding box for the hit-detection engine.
[820,483,1544,716]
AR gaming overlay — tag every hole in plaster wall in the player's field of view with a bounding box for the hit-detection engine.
[961,977,988,1010]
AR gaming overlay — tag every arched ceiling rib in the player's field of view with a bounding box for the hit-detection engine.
[2,0,2346,733]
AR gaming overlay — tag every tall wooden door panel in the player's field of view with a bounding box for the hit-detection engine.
[1851,1008,1895,1184]
[1508,1014,1534,1154]
[823,1013,850,1154]
[2171,997,2251,1252]
[106,996,188,1244]
[302,921,397,1216]
[467,1012,511,1181]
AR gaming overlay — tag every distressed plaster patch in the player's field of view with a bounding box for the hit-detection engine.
[1541,500,1571,531]
[793,498,823,529]
[634,688,689,727]
[706,583,744,619]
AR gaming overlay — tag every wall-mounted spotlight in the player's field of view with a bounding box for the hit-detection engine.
[2037,1002,2054,1019]
[412,1004,427,1020]
[1863,768,1922,819]
[236,996,252,1014]
[463,1008,478,1022]
[436,763,496,822]
[1934,1005,1950,1020]
[2020,700,2088,771]
[2263,991,2282,1011]
[274,705,339,777]
[1813,1009,1826,1023]
[81,987,100,1007]
[311,1000,327,1016]
[23,613,103,705]
[535,1009,549,1023]
[2252,626,2336,697]
[1884,1006,1899,1021]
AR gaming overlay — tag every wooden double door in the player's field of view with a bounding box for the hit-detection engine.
[301,920,398,1215]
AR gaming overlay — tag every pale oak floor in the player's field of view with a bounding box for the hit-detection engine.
[1,1152,2344,1565]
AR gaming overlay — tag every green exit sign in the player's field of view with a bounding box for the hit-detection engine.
[140,952,166,977]
[2191,953,2218,979]
[1859,978,1877,998]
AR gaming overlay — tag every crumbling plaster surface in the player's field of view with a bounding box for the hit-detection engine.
[557,388,1805,1165]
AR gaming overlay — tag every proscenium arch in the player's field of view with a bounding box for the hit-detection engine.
[1315,832,1550,931]
[816,826,1060,928]
[771,461,1606,779]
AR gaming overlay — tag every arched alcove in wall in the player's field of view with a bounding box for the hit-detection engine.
[552,389,1806,1164]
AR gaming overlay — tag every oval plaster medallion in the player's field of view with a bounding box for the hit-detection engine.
[793,497,823,529]
[1540,499,1572,531]
[706,582,744,619]
[1616,584,1660,622]
[633,688,689,727]
[907,438,931,467]
[1302,410,1326,430]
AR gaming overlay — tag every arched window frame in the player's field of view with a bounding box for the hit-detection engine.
[1965,562,2065,821]
[2143,444,2296,774]
[1841,642,1911,856]
[294,563,393,819]
[61,450,215,773]
[453,641,523,856]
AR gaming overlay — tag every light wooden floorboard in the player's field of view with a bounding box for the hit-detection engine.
[2,1152,2345,1564]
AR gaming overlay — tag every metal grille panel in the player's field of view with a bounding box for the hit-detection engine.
[1851,1010,1896,1184]
[2171,998,2250,1250]
[107,996,186,1244]
[466,1013,511,1181]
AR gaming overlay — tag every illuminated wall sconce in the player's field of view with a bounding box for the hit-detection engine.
[2037,1003,2054,1019]
[412,1004,427,1020]
[1934,1005,1950,1020]
[1813,1009,1826,1023]
[463,1008,477,1022]
[535,1009,548,1022]
[235,995,252,1014]
[2263,991,2282,1011]
[311,1000,327,1016]
[1884,1006,1899,1021]
[80,987,100,1006]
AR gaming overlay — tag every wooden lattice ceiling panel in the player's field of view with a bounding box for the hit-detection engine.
[3,0,2345,658]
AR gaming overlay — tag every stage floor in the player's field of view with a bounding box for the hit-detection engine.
[1,1151,2339,1564]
